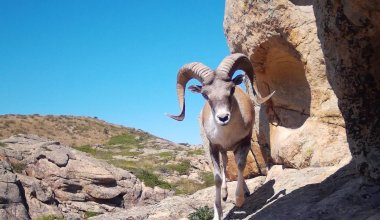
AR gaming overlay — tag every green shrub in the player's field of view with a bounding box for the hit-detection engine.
[11,161,26,173]
[305,147,314,158]
[74,145,113,160]
[174,178,204,195]
[167,160,191,175]
[188,206,213,220]
[120,148,141,157]
[158,151,175,160]
[133,169,172,189]
[108,133,139,145]
[173,172,214,195]
[74,145,97,155]
[0,142,7,147]
[110,159,137,170]
[84,211,98,218]
[200,172,214,187]
[157,165,170,174]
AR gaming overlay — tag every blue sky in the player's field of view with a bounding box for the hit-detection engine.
[0,1,230,144]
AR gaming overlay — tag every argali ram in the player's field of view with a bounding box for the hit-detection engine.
[167,53,275,219]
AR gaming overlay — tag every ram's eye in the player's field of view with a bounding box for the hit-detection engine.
[202,94,209,100]
[230,87,235,95]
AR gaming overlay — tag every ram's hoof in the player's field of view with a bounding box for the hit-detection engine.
[235,196,245,208]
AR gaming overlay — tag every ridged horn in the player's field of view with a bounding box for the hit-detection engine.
[167,62,214,121]
[216,53,254,85]
[216,53,275,104]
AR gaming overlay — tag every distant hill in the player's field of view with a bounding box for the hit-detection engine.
[0,114,161,147]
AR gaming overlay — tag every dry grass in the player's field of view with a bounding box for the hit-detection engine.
[0,114,150,146]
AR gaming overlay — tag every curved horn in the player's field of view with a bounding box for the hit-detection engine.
[216,53,275,104]
[167,62,214,121]
[216,53,254,84]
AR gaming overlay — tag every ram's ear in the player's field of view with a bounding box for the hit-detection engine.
[188,85,202,93]
[232,74,244,85]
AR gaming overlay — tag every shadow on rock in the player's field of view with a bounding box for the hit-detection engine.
[225,161,380,219]
[225,180,275,219]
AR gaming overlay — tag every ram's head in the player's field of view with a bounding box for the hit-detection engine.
[168,53,259,126]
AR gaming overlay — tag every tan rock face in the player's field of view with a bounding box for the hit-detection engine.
[313,0,380,183]
[223,0,351,178]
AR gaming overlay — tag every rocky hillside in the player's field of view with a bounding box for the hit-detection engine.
[1,134,149,219]
[0,115,213,192]
[0,134,212,219]
[0,115,213,219]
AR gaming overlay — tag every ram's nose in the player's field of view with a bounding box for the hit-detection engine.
[216,113,230,125]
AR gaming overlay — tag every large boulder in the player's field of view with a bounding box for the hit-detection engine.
[313,0,380,183]
[0,134,174,219]
[222,0,352,178]
[0,158,29,220]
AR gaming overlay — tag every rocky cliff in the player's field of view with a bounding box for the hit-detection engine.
[223,0,352,178]
[313,0,380,183]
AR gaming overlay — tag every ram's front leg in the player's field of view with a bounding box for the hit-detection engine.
[221,151,228,201]
[234,140,250,208]
[210,144,223,220]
